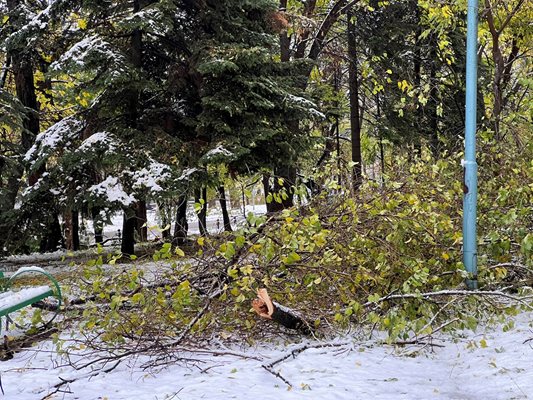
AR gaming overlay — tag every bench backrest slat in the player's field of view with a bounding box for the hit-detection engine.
[0,286,54,316]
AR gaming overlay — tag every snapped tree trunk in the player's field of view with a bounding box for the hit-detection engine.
[252,289,312,335]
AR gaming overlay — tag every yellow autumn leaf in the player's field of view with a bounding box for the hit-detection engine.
[78,18,88,30]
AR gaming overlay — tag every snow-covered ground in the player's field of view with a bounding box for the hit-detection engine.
[79,203,266,244]
[3,312,532,400]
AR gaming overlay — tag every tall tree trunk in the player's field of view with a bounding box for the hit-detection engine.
[217,186,232,232]
[91,207,104,244]
[263,173,275,214]
[173,194,188,245]
[121,0,143,254]
[121,208,136,255]
[195,187,208,236]
[65,209,80,251]
[270,165,296,212]
[347,11,362,190]
[72,210,80,250]
[0,56,10,89]
[428,39,439,155]
[136,199,147,242]
[157,201,172,240]
[413,2,422,155]
[39,214,63,252]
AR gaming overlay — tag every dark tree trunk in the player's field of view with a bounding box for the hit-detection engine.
[91,207,104,244]
[195,187,208,236]
[120,0,143,255]
[121,208,136,255]
[173,195,188,245]
[263,173,275,214]
[0,56,10,89]
[40,214,63,252]
[135,199,147,242]
[347,11,362,190]
[428,39,439,155]
[413,2,422,155]
[157,201,172,240]
[270,165,296,212]
[217,186,232,232]
[65,210,80,251]
[12,51,39,153]
[72,210,80,250]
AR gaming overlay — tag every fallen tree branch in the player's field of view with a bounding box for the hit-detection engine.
[261,341,351,387]
[41,361,121,400]
[363,290,533,310]
[262,364,294,387]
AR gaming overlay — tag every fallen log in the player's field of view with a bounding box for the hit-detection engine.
[252,288,312,335]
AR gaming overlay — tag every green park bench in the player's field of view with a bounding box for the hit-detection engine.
[0,266,62,334]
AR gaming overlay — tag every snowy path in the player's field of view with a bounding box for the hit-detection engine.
[2,312,532,400]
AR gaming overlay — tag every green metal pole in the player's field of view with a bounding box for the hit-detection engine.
[463,0,479,289]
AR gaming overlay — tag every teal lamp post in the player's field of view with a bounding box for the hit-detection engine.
[463,0,479,289]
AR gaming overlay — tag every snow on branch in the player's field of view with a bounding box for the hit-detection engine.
[199,144,235,164]
[120,6,171,36]
[24,117,83,165]
[284,94,325,119]
[88,176,136,207]
[50,35,127,72]
[4,0,67,51]
[132,160,172,193]
[77,131,117,153]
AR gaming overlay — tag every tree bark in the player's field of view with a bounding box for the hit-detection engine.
[39,214,63,252]
[91,207,104,244]
[428,38,439,155]
[135,199,147,242]
[347,11,362,190]
[173,194,188,245]
[217,186,232,232]
[195,187,208,236]
[121,208,136,255]
[252,289,311,335]
[72,210,80,250]
[121,0,143,254]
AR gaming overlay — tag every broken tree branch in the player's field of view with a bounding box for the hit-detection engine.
[363,290,533,310]
[252,288,312,334]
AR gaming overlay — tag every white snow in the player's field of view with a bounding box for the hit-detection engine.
[285,94,325,119]
[77,131,116,153]
[1,312,532,399]
[0,286,52,312]
[4,0,57,49]
[24,117,83,163]
[178,167,199,181]
[132,160,171,193]
[121,6,170,35]
[12,266,47,275]
[88,176,136,206]
[204,144,234,160]
[50,35,126,70]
